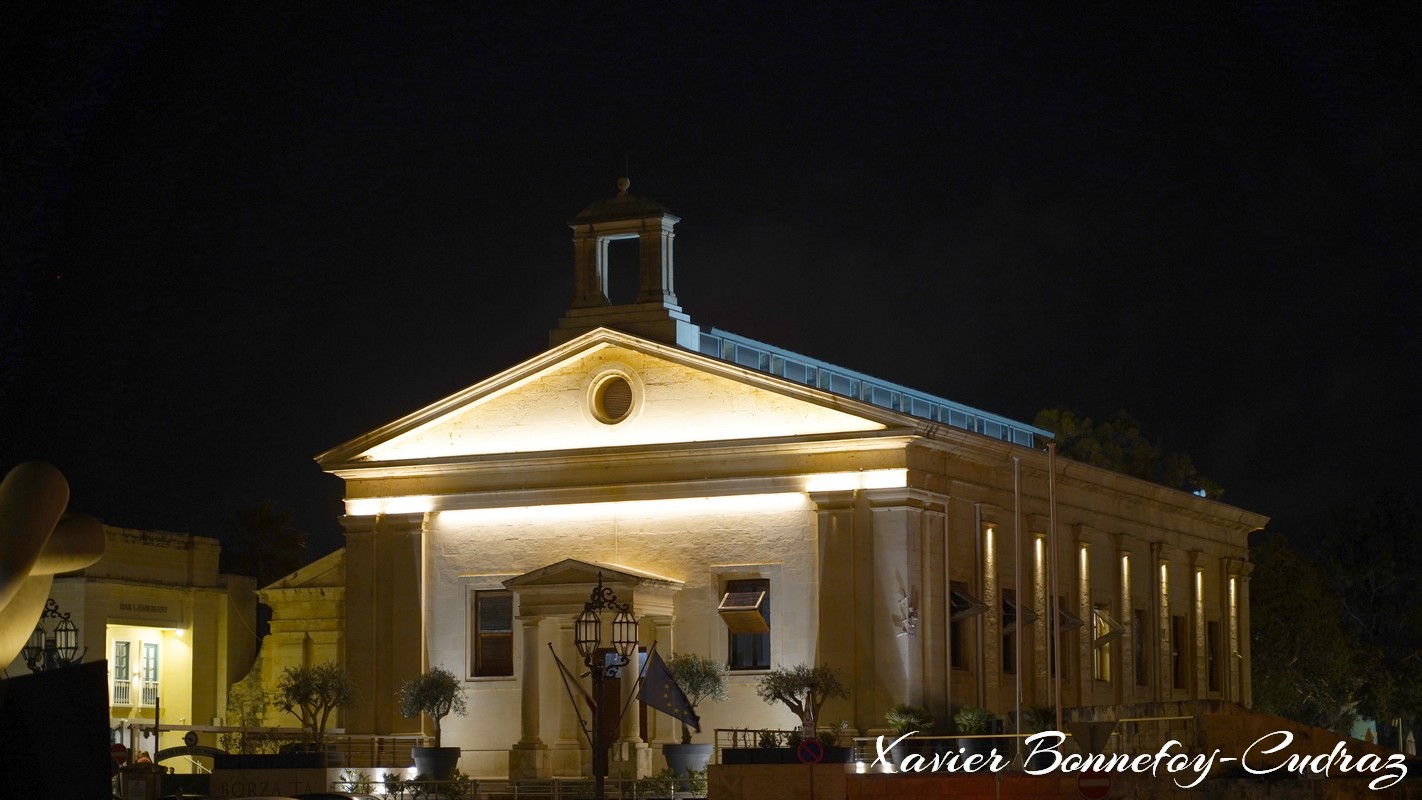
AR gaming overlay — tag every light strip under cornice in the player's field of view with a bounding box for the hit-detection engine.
[343,468,908,517]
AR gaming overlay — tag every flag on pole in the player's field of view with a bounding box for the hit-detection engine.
[637,649,699,733]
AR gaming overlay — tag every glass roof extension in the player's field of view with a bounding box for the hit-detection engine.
[698,327,1051,448]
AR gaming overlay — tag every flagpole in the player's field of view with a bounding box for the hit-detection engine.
[617,640,658,732]
[1013,456,1023,761]
[549,643,595,748]
[1049,443,1062,732]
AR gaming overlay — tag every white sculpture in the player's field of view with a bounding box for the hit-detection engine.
[0,462,105,666]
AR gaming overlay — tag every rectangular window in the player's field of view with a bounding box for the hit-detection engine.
[472,590,514,677]
[949,581,985,670]
[1171,615,1187,690]
[112,641,131,705]
[726,579,770,670]
[1206,620,1222,693]
[1092,604,1114,682]
[1001,588,1016,674]
[1133,609,1149,686]
[141,642,159,706]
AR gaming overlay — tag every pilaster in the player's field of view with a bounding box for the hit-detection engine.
[341,513,424,735]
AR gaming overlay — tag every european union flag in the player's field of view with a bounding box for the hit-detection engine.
[638,649,699,733]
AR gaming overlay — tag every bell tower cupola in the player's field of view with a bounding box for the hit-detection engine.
[550,178,699,349]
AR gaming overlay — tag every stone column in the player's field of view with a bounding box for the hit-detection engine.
[1032,531,1050,705]
[649,616,676,744]
[1191,552,1206,698]
[342,513,423,735]
[636,222,678,304]
[979,516,1001,710]
[869,499,921,716]
[1074,534,1090,708]
[570,229,608,307]
[920,504,948,723]
[1152,542,1170,702]
[1116,540,1131,706]
[811,491,861,729]
[510,616,550,779]
[611,619,651,778]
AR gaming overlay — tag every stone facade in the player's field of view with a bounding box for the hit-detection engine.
[244,547,346,728]
[314,183,1268,779]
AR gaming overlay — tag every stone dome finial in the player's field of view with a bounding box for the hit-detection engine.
[616,177,630,195]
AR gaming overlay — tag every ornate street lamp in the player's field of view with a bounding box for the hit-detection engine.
[21,598,83,672]
[573,573,639,800]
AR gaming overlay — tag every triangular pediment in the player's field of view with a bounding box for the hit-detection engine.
[502,558,682,590]
[502,558,682,618]
[261,547,344,591]
[317,328,892,466]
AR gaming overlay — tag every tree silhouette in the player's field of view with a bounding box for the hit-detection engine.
[1250,534,1371,733]
[1033,409,1223,498]
[220,502,307,587]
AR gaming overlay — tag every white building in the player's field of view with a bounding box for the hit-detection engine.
[314,181,1266,778]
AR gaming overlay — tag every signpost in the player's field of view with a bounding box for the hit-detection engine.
[797,738,826,799]
[110,742,129,767]
[1077,770,1112,799]
[796,739,826,764]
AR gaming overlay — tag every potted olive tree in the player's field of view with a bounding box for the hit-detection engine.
[661,652,728,780]
[755,664,849,738]
[397,666,468,780]
[274,661,359,766]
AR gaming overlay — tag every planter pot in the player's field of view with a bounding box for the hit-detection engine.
[823,745,853,764]
[722,748,756,765]
[1023,747,1055,772]
[663,742,713,776]
[887,742,910,771]
[662,743,713,792]
[412,745,461,780]
[723,746,803,764]
[888,738,930,771]
[957,736,996,759]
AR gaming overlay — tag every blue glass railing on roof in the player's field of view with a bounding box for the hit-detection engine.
[698,328,1050,448]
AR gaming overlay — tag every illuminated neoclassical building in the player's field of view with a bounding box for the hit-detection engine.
[313,182,1267,778]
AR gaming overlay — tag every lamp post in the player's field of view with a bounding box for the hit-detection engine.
[21,598,83,672]
[573,573,639,800]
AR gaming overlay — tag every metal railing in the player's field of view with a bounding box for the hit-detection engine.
[112,680,131,705]
[713,727,802,765]
[698,327,1049,447]
[325,733,428,769]
[359,776,706,799]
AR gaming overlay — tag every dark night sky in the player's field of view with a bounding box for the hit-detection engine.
[3,3,1419,559]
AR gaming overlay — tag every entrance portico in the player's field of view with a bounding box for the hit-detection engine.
[503,559,682,779]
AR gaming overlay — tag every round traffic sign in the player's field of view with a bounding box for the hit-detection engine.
[110,742,129,765]
[796,738,826,764]
[1077,770,1111,799]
